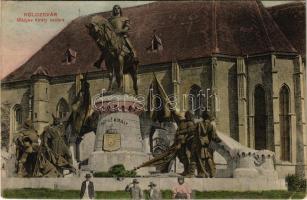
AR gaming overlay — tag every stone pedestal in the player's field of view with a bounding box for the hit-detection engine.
[89,151,150,175]
[88,93,149,175]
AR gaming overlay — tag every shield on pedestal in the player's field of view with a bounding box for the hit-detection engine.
[103,133,121,151]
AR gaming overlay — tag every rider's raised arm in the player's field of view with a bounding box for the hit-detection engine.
[120,18,130,34]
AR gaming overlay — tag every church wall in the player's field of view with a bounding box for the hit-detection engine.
[304,62,307,177]
[138,71,157,97]
[275,58,295,90]
[180,64,208,112]
[274,57,297,163]
[48,77,108,121]
[180,66,203,92]
[88,77,109,96]
[137,69,171,102]
[246,55,301,176]
[32,78,50,134]
[49,82,75,121]
[1,86,31,120]
[1,85,30,152]
[214,60,237,139]
[153,69,172,95]
[246,57,272,150]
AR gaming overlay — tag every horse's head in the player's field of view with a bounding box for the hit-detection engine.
[87,15,120,53]
[87,16,111,41]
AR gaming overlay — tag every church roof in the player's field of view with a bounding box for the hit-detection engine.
[3,1,297,83]
[268,2,306,58]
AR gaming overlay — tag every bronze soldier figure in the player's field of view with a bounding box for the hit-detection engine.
[196,110,221,177]
[174,111,196,176]
[14,119,39,177]
[33,115,75,177]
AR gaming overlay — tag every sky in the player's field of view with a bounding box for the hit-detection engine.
[0,1,303,79]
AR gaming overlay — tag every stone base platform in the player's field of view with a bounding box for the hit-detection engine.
[88,151,151,175]
[1,177,286,191]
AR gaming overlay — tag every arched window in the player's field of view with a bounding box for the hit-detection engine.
[188,84,204,118]
[56,98,69,119]
[254,85,267,150]
[12,104,22,132]
[279,85,291,161]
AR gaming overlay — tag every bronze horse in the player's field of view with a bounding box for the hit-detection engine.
[87,16,138,95]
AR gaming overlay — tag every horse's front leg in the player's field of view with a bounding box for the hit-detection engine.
[106,59,114,91]
[108,70,113,91]
[130,66,138,95]
[116,55,124,90]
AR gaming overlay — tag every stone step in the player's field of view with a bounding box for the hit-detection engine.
[1,177,286,191]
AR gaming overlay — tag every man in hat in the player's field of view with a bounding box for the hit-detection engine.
[172,177,192,199]
[125,178,143,200]
[80,173,95,199]
[147,182,161,200]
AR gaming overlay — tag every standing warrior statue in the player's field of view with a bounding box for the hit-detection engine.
[173,111,196,176]
[192,110,221,177]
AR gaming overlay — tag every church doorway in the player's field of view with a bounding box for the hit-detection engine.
[254,85,267,150]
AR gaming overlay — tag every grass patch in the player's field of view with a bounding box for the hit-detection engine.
[2,188,79,199]
[193,190,306,199]
[2,188,306,199]
[96,191,130,199]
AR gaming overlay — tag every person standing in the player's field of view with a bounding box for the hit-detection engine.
[147,182,161,200]
[172,177,192,199]
[125,179,143,200]
[80,173,95,199]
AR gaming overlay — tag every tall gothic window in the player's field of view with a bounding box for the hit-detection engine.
[188,84,204,118]
[254,85,267,150]
[57,98,69,119]
[279,85,291,161]
[13,104,22,132]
